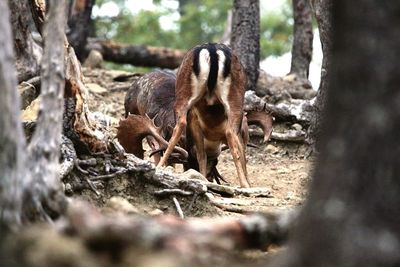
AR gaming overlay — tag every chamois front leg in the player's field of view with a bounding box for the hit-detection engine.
[157,110,188,168]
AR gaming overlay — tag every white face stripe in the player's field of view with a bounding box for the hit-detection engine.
[189,49,210,106]
[198,49,210,81]
[216,50,226,79]
[215,50,231,114]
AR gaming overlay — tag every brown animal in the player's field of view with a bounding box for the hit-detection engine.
[117,71,188,162]
[118,68,273,186]
[157,43,251,188]
[119,70,227,182]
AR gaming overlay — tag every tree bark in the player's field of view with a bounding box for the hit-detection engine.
[8,0,40,82]
[30,0,108,154]
[24,0,68,222]
[231,0,260,91]
[87,39,186,69]
[289,0,313,79]
[275,1,400,266]
[67,0,95,61]
[0,0,27,227]
[307,0,332,148]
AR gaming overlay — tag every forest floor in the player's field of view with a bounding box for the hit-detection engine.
[4,67,315,267]
[83,67,313,216]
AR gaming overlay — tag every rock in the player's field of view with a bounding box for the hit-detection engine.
[105,196,139,214]
[148,209,164,216]
[264,144,279,154]
[86,83,107,95]
[21,98,40,122]
[83,49,103,69]
[235,187,273,198]
[178,169,208,182]
[291,123,303,131]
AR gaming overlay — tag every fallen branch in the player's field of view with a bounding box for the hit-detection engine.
[64,200,299,255]
[244,90,313,126]
[271,130,307,142]
[87,39,185,69]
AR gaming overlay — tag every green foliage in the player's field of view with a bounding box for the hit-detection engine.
[260,1,293,58]
[178,0,232,48]
[93,0,294,66]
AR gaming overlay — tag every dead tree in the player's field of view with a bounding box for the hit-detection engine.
[289,0,313,79]
[231,0,260,91]
[157,43,250,188]
[274,1,400,266]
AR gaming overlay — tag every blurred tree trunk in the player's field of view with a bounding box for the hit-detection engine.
[276,1,400,266]
[1,0,67,227]
[231,0,260,91]
[307,0,332,148]
[8,0,40,82]
[289,0,313,79]
[0,0,27,227]
[67,0,96,61]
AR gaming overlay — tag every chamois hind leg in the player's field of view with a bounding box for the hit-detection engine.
[225,127,250,188]
[188,112,207,178]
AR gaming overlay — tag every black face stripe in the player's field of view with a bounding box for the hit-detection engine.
[218,44,231,78]
[207,44,219,93]
[192,46,202,77]
[191,43,232,92]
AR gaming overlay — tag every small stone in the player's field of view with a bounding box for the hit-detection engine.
[105,196,139,214]
[148,209,164,216]
[291,123,303,131]
[86,83,107,95]
[83,49,103,68]
[264,144,279,154]
[21,98,40,122]
[64,183,73,195]
[165,166,175,173]
[178,169,208,182]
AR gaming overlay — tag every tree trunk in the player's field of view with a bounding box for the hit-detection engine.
[30,1,108,154]
[87,39,186,69]
[67,0,95,61]
[8,0,40,82]
[231,0,260,91]
[24,0,68,222]
[289,0,313,79]
[0,0,27,227]
[276,1,400,266]
[307,0,332,148]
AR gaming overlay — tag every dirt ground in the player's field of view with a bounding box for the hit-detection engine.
[82,67,314,216]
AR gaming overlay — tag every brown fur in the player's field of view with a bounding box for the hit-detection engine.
[246,110,273,143]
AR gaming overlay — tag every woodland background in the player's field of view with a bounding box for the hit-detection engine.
[1,1,400,267]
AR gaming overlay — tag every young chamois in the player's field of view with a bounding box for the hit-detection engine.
[157,43,251,188]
